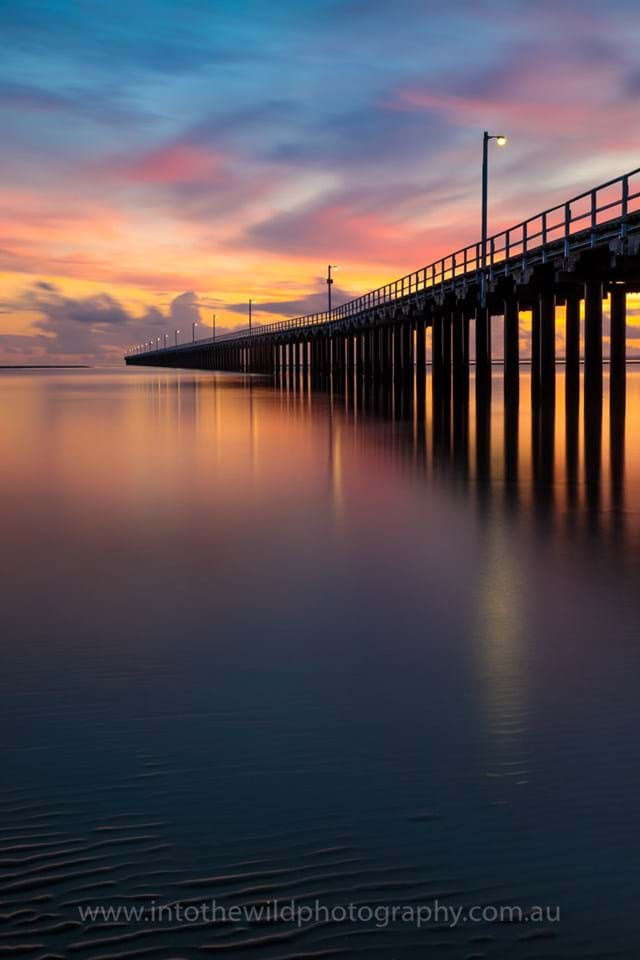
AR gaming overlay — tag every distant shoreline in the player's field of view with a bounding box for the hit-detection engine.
[0,364,92,369]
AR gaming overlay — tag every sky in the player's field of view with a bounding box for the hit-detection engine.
[1,0,640,364]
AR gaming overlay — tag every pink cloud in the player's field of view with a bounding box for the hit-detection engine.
[388,55,640,154]
[112,144,226,185]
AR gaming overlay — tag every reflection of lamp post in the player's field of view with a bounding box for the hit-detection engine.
[212,314,217,342]
[326,265,338,316]
[481,131,507,303]
[192,321,198,343]
[175,329,180,347]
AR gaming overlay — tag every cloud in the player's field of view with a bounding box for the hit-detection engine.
[0,283,204,363]
[111,145,225,186]
[243,183,470,268]
[26,288,134,327]
[169,291,200,327]
[226,279,360,319]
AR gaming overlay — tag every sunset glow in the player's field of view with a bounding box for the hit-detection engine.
[2,0,640,363]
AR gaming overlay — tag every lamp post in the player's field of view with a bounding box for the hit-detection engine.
[164,333,168,350]
[481,131,507,304]
[192,321,198,343]
[175,329,180,347]
[326,265,338,316]
[249,299,252,334]
[212,314,217,342]
[156,337,160,351]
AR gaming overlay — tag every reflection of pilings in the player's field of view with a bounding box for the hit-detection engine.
[414,382,427,473]
[584,281,603,405]
[584,387,602,526]
[610,385,625,537]
[475,380,491,496]
[539,289,556,404]
[504,298,519,404]
[504,393,519,509]
[531,301,540,406]
[442,311,451,402]
[565,365,579,508]
[452,369,469,479]
[532,395,555,523]
[565,294,580,403]
[610,285,626,406]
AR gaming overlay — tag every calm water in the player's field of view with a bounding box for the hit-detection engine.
[1,366,639,959]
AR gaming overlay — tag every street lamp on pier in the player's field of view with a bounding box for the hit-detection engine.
[192,321,198,343]
[164,333,168,350]
[326,265,338,316]
[249,299,252,334]
[212,314,217,342]
[481,131,507,304]
[175,329,180,347]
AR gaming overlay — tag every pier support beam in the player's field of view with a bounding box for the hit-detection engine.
[371,327,380,378]
[452,309,464,395]
[415,316,426,384]
[393,325,402,381]
[432,312,442,390]
[441,310,451,406]
[475,305,490,386]
[382,327,392,379]
[401,321,412,376]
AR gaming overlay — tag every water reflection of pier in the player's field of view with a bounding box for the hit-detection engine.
[269,358,630,554]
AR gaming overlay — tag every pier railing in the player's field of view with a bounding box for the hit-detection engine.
[135,166,640,354]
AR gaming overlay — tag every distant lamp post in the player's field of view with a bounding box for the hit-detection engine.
[249,299,252,334]
[156,337,160,351]
[326,265,338,316]
[175,329,180,347]
[212,313,217,342]
[481,131,507,304]
[192,321,198,343]
[164,333,168,350]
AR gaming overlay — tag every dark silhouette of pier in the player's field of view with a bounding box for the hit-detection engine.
[126,168,640,413]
